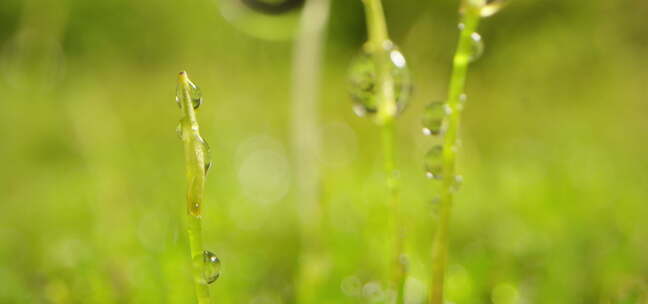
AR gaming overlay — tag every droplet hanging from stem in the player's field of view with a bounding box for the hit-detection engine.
[348,41,413,118]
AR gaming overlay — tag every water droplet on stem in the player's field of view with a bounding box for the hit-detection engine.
[422,102,446,136]
[348,41,413,117]
[176,79,203,109]
[196,135,212,174]
[424,145,443,179]
[194,250,221,284]
[469,32,484,62]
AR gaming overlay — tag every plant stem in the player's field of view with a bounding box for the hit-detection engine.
[291,0,331,301]
[382,119,406,304]
[361,0,406,302]
[177,71,211,304]
[428,6,481,304]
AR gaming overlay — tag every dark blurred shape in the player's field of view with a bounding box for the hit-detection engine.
[218,0,303,40]
[242,0,304,15]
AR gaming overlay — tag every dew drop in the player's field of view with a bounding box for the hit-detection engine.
[422,102,446,136]
[196,135,212,175]
[194,250,221,284]
[188,81,203,109]
[204,161,213,175]
[348,42,413,117]
[191,201,200,215]
[176,79,203,109]
[469,32,484,62]
[424,145,443,179]
[481,0,508,17]
[175,85,183,108]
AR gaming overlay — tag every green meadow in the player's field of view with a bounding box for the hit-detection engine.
[0,0,646,303]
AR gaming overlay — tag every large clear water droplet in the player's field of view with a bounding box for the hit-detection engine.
[195,250,221,284]
[422,102,446,136]
[424,145,443,179]
[481,0,508,17]
[348,41,413,117]
[470,32,484,62]
[176,79,203,109]
[196,135,212,174]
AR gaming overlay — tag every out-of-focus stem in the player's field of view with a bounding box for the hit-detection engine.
[428,6,481,304]
[291,0,331,301]
[178,71,211,304]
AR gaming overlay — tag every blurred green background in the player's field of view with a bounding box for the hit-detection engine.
[1,0,647,303]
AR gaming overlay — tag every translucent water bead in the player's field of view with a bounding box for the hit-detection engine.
[424,145,443,180]
[175,78,203,110]
[196,135,213,174]
[348,41,413,117]
[422,102,447,136]
[194,250,221,284]
[469,32,484,62]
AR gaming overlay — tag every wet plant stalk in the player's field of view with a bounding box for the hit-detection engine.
[428,6,481,304]
[362,0,406,302]
[177,71,211,304]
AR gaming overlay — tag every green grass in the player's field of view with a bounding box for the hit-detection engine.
[176,71,214,303]
[0,0,647,303]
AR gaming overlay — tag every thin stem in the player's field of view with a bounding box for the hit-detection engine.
[177,71,211,304]
[362,0,406,302]
[428,6,481,304]
[362,0,396,123]
[382,119,406,304]
[291,0,331,301]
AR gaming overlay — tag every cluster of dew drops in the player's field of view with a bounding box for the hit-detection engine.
[175,77,221,284]
[347,0,507,194]
[175,77,213,175]
[422,0,506,191]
